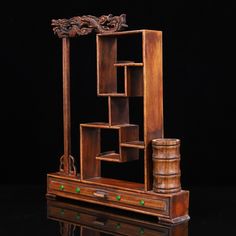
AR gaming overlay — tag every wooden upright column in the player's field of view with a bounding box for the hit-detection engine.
[62,38,71,175]
[60,38,76,176]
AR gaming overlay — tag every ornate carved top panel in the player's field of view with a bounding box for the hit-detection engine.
[52,14,128,38]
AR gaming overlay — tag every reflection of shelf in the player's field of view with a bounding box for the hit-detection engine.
[120,141,145,149]
[47,198,189,236]
[114,62,144,67]
[96,151,121,162]
[84,177,144,191]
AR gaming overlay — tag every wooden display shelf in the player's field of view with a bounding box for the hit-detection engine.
[47,20,189,223]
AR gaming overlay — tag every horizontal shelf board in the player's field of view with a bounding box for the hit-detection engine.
[115,123,139,127]
[81,122,139,129]
[114,62,143,67]
[84,177,144,191]
[96,151,121,162]
[120,141,145,149]
[81,122,111,129]
[98,93,127,97]
[97,29,159,37]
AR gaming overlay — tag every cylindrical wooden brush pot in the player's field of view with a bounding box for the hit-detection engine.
[152,138,181,193]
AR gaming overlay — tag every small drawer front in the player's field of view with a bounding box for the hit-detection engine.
[121,194,167,212]
[48,178,168,215]
[49,178,94,196]
[49,179,80,193]
[100,190,167,212]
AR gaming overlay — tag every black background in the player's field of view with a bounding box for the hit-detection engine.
[1,0,235,190]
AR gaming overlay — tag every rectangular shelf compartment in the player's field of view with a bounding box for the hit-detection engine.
[80,125,101,180]
[127,66,143,97]
[109,97,129,126]
[97,36,117,95]
[114,62,144,97]
[81,123,141,164]
[97,32,143,97]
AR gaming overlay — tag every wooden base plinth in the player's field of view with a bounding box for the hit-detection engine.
[47,173,189,223]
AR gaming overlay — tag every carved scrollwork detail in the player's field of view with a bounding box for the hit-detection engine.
[59,155,77,176]
[52,14,128,38]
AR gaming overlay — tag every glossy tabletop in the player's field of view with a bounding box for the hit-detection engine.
[0,185,235,235]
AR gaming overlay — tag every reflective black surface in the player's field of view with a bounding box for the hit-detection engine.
[0,185,235,235]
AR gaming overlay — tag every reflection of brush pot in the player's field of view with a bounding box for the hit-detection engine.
[152,139,181,193]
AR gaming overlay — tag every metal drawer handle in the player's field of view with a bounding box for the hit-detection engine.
[93,191,107,198]
[93,218,107,226]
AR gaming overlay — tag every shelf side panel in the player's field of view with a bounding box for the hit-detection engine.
[143,31,163,191]
[80,126,101,179]
[119,125,140,162]
[97,36,117,95]
[127,66,144,97]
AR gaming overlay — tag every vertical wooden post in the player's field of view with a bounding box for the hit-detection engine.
[143,31,163,191]
[62,38,71,175]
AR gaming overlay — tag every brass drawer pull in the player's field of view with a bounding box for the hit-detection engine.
[93,191,107,198]
[93,218,106,226]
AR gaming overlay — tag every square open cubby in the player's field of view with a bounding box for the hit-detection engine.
[80,123,144,189]
[108,97,129,126]
[80,123,140,170]
[97,31,143,96]
[101,149,144,184]
[116,32,143,63]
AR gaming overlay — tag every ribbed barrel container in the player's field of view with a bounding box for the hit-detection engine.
[152,139,181,193]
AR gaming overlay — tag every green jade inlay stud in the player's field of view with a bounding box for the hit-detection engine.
[116,195,121,201]
[76,187,80,193]
[139,200,145,206]
[60,209,65,215]
[60,185,64,191]
[116,223,121,229]
[139,227,145,234]
[76,213,80,220]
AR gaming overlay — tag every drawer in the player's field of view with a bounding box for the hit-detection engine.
[48,177,169,215]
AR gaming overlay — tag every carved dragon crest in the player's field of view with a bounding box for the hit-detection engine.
[52,14,128,38]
